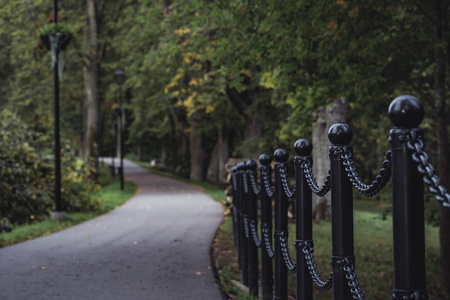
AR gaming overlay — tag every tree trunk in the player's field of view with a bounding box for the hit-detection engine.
[312,98,347,221]
[83,65,98,161]
[189,114,204,181]
[207,126,229,185]
[225,88,263,159]
[84,0,99,168]
[434,0,450,293]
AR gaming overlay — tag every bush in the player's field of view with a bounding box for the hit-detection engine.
[0,110,102,227]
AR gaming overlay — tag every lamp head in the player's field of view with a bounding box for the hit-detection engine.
[114,69,125,85]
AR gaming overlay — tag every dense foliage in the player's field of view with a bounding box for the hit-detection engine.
[0,110,101,227]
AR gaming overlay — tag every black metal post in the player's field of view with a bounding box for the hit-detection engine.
[53,0,62,214]
[246,160,259,297]
[240,163,249,286]
[294,139,313,300]
[236,162,249,285]
[235,163,243,271]
[231,167,238,251]
[111,122,116,177]
[118,84,124,190]
[388,95,428,299]
[273,148,289,300]
[259,154,273,300]
[328,123,354,300]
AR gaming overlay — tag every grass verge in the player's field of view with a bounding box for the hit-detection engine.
[0,164,137,248]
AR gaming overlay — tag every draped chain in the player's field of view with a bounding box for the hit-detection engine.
[261,166,274,198]
[262,223,275,258]
[340,147,392,197]
[249,219,261,247]
[248,171,260,195]
[301,158,331,197]
[298,240,333,291]
[407,130,450,210]
[277,163,294,198]
[279,231,296,272]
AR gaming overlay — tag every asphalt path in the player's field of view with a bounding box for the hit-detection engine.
[0,159,224,299]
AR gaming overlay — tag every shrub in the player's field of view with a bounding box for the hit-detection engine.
[0,110,102,227]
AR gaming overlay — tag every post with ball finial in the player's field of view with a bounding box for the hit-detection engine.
[259,154,274,300]
[273,148,289,300]
[388,95,428,299]
[294,139,314,300]
[328,123,355,300]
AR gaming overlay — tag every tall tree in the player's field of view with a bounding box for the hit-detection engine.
[82,0,126,166]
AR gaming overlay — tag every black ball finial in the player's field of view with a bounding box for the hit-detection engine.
[246,160,257,170]
[273,148,289,163]
[259,154,271,166]
[236,162,245,171]
[328,123,353,145]
[388,95,424,128]
[294,138,313,156]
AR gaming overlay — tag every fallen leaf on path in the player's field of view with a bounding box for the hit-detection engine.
[196,272,202,275]
[40,266,46,270]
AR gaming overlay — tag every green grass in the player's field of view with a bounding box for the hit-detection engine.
[98,180,136,212]
[0,164,137,248]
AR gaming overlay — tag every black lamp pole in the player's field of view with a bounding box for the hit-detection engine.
[53,0,63,215]
[114,69,125,191]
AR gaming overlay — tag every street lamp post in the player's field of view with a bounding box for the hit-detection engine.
[111,120,116,178]
[108,100,116,178]
[114,69,125,191]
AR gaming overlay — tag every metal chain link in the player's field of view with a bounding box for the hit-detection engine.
[261,167,274,198]
[279,231,296,272]
[407,131,450,210]
[248,171,260,195]
[249,219,261,247]
[262,223,275,258]
[340,147,392,197]
[342,258,365,299]
[242,171,249,194]
[299,240,333,291]
[277,163,294,198]
[243,215,249,239]
[301,159,331,197]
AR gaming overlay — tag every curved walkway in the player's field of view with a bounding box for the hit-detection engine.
[0,159,224,300]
